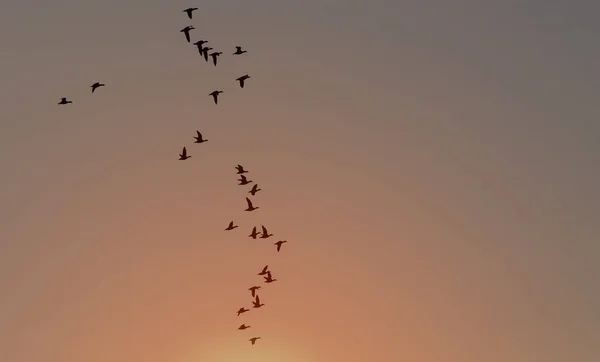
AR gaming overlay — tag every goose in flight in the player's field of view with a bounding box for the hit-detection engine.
[275,240,287,252]
[202,46,213,61]
[235,164,248,174]
[193,40,208,54]
[237,307,249,316]
[245,197,259,211]
[90,82,105,93]
[236,74,250,88]
[249,184,261,196]
[257,265,269,276]
[58,97,72,105]
[183,7,198,19]
[180,25,195,43]
[225,221,238,231]
[209,51,223,66]
[178,146,191,160]
[248,226,260,239]
[252,295,264,308]
[238,174,252,185]
[209,90,223,104]
[248,286,261,297]
[234,46,247,55]
[260,225,273,239]
[249,337,261,345]
[238,324,251,330]
[194,131,207,143]
[264,271,276,283]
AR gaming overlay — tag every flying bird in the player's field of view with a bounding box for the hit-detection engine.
[209,51,223,66]
[58,97,72,105]
[249,184,261,196]
[90,82,105,93]
[249,226,260,239]
[237,307,249,316]
[180,25,195,43]
[209,90,222,104]
[193,40,208,54]
[275,240,287,252]
[260,225,273,239]
[238,174,252,185]
[234,46,247,55]
[236,74,250,88]
[252,295,264,308]
[194,131,207,143]
[248,286,261,297]
[202,47,213,61]
[183,7,198,19]
[225,221,238,231]
[264,271,276,283]
[258,265,269,276]
[249,337,261,345]
[235,164,248,174]
[245,197,259,211]
[178,146,191,160]
[238,324,251,330]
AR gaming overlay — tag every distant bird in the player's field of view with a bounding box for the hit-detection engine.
[237,307,249,316]
[260,225,273,239]
[235,164,248,174]
[209,90,223,104]
[90,82,105,93]
[249,184,261,196]
[194,131,207,143]
[248,286,261,297]
[238,324,251,330]
[249,337,261,345]
[236,74,250,88]
[238,174,252,185]
[178,146,191,160]
[245,197,259,211]
[234,46,247,55]
[183,7,198,19]
[209,51,223,66]
[257,265,269,276]
[225,221,238,231]
[264,271,276,283]
[252,295,264,309]
[275,240,287,252]
[249,227,260,239]
[202,47,213,61]
[193,40,208,54]
[180,25,195,43]
[58,97,72,105]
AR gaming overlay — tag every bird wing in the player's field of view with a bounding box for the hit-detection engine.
[255,295,260,304]
[246,197,253,207]
[261,225,268,234]
[261,265,268,273]
[181,147,187,156]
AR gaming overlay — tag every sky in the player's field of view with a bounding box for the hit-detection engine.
[0,1,599,361]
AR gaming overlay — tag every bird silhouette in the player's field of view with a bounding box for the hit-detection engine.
[249,184,261,196]
[252,295,264,308]
[238,174,252,185]
[238,324,251,330]
[225,221,238,231]
[209,90,222,104]
[236,74,250,88]
[234,46,247,55]
[178,146,191,160]
[180,25,195,43]
[183,7,198,19]
[237,307,249,316]
[58,97,72,105]
[275,240,287,252]
[245,197,259,211]
[249,337,261,345]
[248,286,261,297]
[90,82,105,93]
[249,226,260,239]
[264,271,276,283]
[235,164,248,174]
[202,47,213,61]
[193,40,208,54]
[194,131,207,143]
[260,225,273,239]
[258,265,269,276]
[209,51,223,66]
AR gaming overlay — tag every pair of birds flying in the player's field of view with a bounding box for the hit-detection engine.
[58,82,105,104]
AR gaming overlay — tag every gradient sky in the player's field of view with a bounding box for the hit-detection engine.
[1,1,599,362]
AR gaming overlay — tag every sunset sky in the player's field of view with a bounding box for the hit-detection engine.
[0,1,599,362]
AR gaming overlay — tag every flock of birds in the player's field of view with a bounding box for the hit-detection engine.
[57,6,287,347]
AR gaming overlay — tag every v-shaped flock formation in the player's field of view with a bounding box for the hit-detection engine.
[57,6,288,348]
